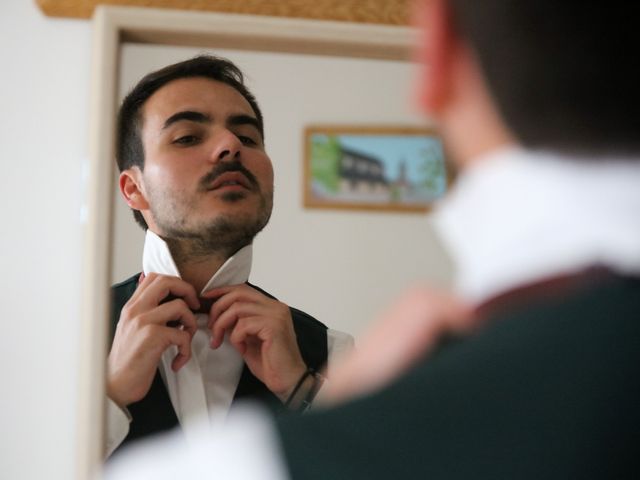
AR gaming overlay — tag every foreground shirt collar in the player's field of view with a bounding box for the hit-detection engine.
[433,146,640,303]
[142,230,253,293]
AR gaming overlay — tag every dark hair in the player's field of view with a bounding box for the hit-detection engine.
[450,1,640,155]
[116,55,265,229]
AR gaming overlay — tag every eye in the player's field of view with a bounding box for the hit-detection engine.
[172,135,200,146]
[238,135,258,147]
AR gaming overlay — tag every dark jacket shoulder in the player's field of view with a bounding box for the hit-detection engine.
[110,273,139,338]
[278,275,640,480]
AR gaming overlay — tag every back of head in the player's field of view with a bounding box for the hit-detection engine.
[116,55,264,229]
[450,0,640,155]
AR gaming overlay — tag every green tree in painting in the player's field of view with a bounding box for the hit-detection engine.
[311,135,341,193]
[390,184,402,202]
[419,143,446,195]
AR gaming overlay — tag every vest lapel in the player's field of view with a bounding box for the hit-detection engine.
[111,275,181,449]
[126,370,180,443]
[232,364,284,414]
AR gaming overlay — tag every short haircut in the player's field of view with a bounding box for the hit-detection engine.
[450,1,640,155]
[116,55,264,229]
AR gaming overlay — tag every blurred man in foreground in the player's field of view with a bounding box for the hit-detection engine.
[106,0,640,478]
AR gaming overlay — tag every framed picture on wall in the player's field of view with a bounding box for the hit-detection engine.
[304,125,450,212]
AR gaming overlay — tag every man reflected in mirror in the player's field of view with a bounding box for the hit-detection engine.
[107,56,353,456]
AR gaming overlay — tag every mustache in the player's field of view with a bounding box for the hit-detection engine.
[198,160,260,191]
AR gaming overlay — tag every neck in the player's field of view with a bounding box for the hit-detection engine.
[439,81,515,168]
[437,42,516,169]
[164,237,231,293]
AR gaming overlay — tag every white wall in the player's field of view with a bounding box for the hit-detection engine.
[113,44,453,338]
[0,1,90,479]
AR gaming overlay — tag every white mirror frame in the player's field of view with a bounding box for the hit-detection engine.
[82,6,415,478]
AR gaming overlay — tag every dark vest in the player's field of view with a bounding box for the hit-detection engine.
[110,274,328,451]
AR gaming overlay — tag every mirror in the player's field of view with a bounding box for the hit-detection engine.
[84,5,452,477]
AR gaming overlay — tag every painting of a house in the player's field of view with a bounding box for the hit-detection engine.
[339,147,390,199]
[305,126,449,212]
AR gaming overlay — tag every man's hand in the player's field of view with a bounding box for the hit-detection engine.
[320,286,474,405]
[107,273,200,408]
[204,284,307,402]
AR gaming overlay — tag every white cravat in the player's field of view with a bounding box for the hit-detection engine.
[433,146,640,303]
[142,231,251,442]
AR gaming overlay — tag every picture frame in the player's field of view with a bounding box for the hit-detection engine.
[304,125,449,213]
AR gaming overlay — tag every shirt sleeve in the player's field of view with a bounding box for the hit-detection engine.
[105,397,131,457]
[325,328,355,377]
[302,329,354,410]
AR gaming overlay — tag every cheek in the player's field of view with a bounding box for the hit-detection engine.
[145,158,200,189]
[250,155,274,188]
[264,163,275,186]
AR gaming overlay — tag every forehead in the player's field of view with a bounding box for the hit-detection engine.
[140,76,255,127]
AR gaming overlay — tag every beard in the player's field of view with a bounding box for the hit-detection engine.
[146,163,273,262]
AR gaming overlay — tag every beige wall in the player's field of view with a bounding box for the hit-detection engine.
[113,44,453,337]
[0,1,90,479]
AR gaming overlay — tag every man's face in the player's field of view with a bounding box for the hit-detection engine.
[132,77,273,251]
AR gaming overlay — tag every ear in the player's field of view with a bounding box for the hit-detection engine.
[416,0,457,113]
[119,168,149,211]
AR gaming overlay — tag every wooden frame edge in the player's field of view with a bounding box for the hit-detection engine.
[36,0,411,25]
[77,6,119,480]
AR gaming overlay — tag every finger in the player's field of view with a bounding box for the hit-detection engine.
[207,286,272,328]
[143,299,198,336]
[129,272,195,308]
[207,288,261,322]
[369,288,467,344]
[324,288,471,404]
[167,329,192,371]
[205,284,268,314]
[140,274,201,311]
[207,290,243,328]
[228,316,268,355]
[126,271,157,304]
[210,301,266,348]
[209,303,242,348]
[441,298,475,332]
[201,283,250,299]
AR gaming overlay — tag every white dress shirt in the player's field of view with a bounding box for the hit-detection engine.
[106,231,353,456]
[106,147,640,480]
[433,146,640,303]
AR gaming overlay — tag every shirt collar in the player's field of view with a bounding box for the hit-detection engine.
[433,146,640,303]
[142,230,253,295]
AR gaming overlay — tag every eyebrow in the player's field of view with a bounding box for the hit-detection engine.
[161,110,262,137]
[162,110,211,130]
[227,114,262,135]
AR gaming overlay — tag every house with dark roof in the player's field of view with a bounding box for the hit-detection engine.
[338,146,390,197]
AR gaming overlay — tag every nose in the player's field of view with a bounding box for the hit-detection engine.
[209,129,242,163]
